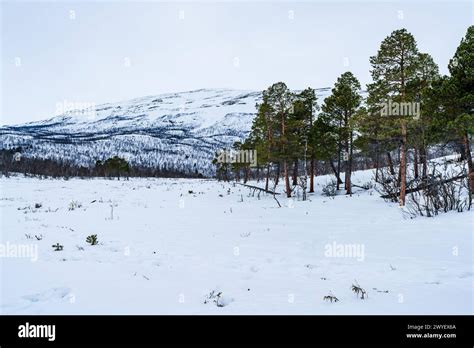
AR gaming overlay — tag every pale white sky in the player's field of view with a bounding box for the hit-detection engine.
[1,0,472,124]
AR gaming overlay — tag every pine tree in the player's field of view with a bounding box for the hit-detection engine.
[448,26,474,192]
[368,28,420,206]
[289,88,318,189]
[212,151,230,181]
[424,26,474,192]
[321,72,361,194]
[309,115,338,175]
[98,156,130,180]
[251,94,276,190]
[406,52,439,179]
[265,82,294,197]
[297,88,318,192]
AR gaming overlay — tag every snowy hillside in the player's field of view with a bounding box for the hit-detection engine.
[0,167,472,314]
[0,88,332,176]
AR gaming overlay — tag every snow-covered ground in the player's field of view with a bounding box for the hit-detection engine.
[0,169,472,314]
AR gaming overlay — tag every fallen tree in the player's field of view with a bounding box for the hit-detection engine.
[236,183,281,196]
[236,183,282,207]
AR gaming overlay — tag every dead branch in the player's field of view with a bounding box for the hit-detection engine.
[380,174,467,199]
[236,183,281,195]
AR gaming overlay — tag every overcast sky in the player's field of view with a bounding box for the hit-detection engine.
[1,0,472,125]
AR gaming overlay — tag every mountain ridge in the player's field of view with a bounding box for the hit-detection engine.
[0,88,333,175]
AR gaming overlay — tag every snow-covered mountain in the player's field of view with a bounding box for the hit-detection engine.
[0,88,332,175]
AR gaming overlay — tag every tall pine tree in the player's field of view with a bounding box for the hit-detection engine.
[368,29,420,206]
[321,72,361,194]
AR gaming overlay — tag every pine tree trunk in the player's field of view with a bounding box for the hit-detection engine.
[397,149,402,187]
[330,160,343,184]
[292,159,298,186]
[284,160,291,197]
[463,133,474,193]
[414,146,419,179]
[459,141,466,161]
[344,140,349,192]
[336,147,341,190]
[275,162,280,187]
[375,146,380,183]
[399,43,407,206]
[309,157,315,193]
[387,152,395,175]
[265,164,270,191]
[421,145,428,179]
[345,132,353,195]
[399,121,407,206]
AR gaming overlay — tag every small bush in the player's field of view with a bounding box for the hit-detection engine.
[52,243,63,251]
[68,200,82,211]
[86,234,98,246]
[322,180,337,198]
[203,290,231,307]
[351,280,368,299]
[323,291,339,303]
[375,168,399,203]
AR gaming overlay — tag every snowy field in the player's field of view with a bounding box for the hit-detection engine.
[0,170,472,314]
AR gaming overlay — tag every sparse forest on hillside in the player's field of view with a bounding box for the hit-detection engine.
[1,24,472,318]
[213,27,473,213]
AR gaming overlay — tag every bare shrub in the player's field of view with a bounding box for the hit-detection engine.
[375,168,399,203]
[322,179,337,198]
[405,162,471,217]
[323,291,339,303]
[376,160,472,217]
